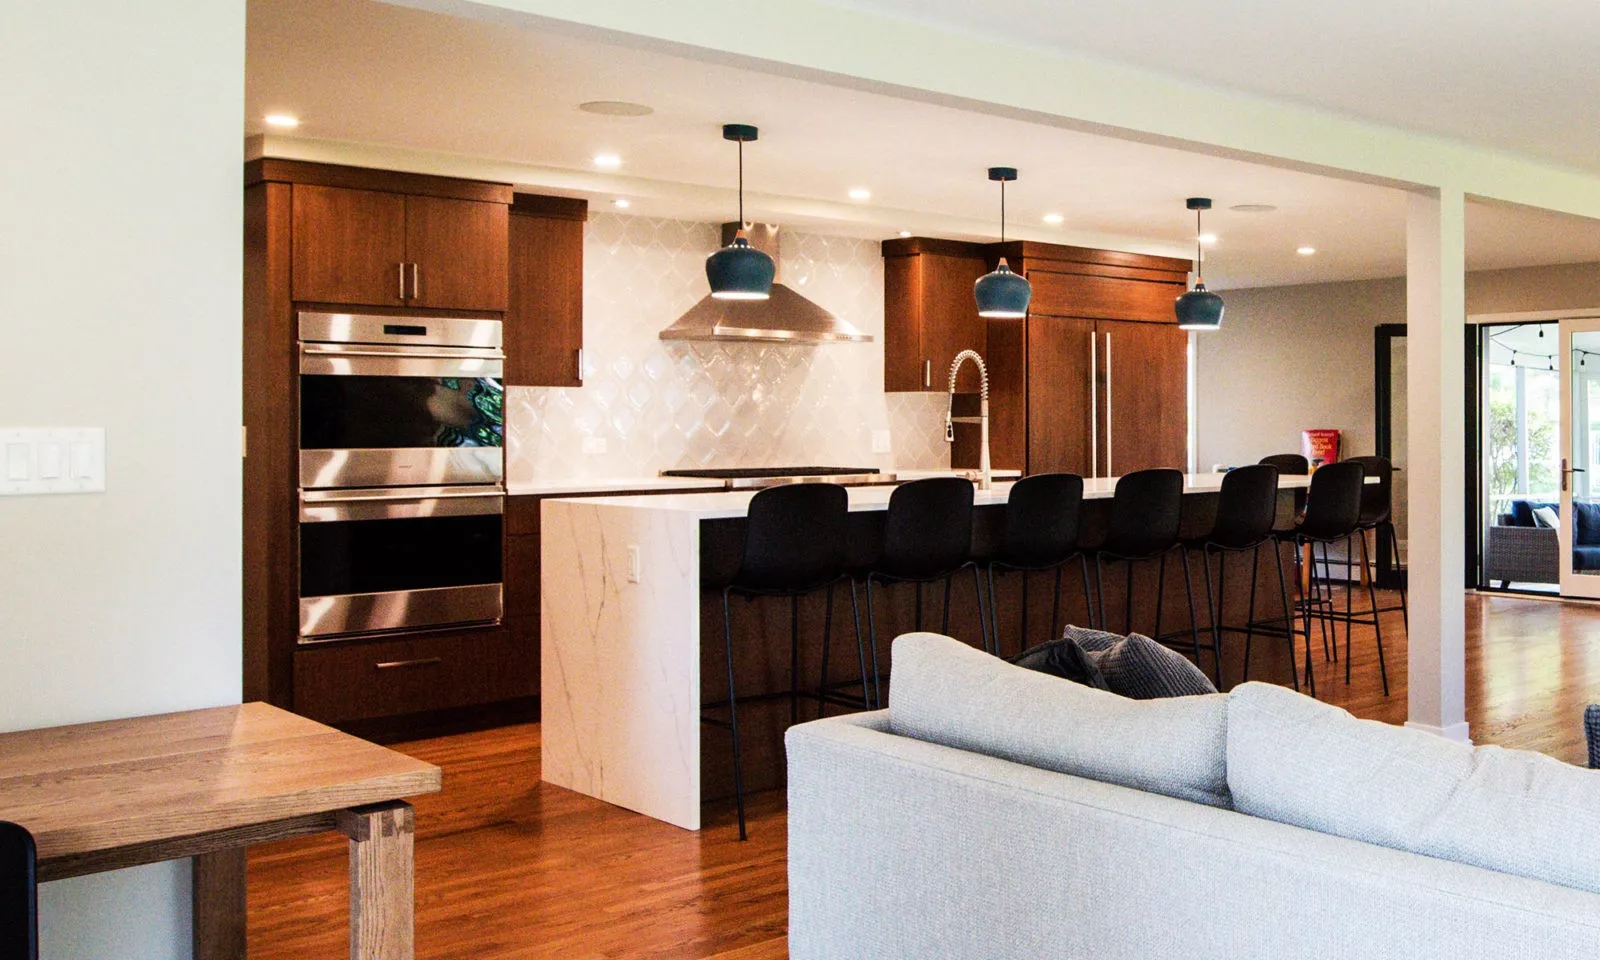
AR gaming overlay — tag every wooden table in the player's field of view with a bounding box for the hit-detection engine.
[0,702,441,959]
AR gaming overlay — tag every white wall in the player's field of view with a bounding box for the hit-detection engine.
[1,2,245,958]
[507,215,948,483]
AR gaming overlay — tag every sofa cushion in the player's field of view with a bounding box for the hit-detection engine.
[890,632,1232,808]
[1533,505,1560,529]
[1227,681,1600,895]
[1014,626,1217,699]
[1574,546,1600,571]
[1575,501,1600,545]
[1509,499,1535,527]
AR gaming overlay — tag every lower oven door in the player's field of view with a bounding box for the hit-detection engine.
[299,486,504,641]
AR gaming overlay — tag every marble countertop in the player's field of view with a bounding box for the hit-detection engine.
[507,467,1021,497]
[547,471,1314,520]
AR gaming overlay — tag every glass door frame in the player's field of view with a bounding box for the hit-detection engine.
[1558,317,1600,598]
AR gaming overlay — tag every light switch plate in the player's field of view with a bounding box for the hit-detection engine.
[871,429,892,455]
[0,428,105,495]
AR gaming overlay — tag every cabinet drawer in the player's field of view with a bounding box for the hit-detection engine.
[1028,270,1185,324]
[293,627,534,724]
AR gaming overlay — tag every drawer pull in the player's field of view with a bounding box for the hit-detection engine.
[374,657,443,670]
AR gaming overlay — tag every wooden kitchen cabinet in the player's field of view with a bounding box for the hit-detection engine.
[1023,315,1098,476]
[404,194,509,311]
[506,195,588,386]
[1097,319,1188,474]
[291,184,408,307]
[882,237,989,392]
[266,159,512,310]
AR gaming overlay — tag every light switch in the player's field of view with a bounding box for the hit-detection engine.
[6,444,30,481]
[0,428,104,495]
[871,429,892,454]
[37,442,62,479]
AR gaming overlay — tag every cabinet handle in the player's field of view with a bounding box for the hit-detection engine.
[923,359,932,389]
[398,263,407,301]
[410,262,421,302]
[576,348,584,383]
[1104,331,1114,478]
[374,657,442,670]
[1089,331,1098,479]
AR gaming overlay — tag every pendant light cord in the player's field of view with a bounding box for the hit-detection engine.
[1195,207,1204,284]
[738,138,745,228]
[1000,179,1007,244]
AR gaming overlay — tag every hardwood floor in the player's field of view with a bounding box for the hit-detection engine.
[247,592,1600,958]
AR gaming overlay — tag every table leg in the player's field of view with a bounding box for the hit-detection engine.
[337,801,415,960]
[192,848,247,960]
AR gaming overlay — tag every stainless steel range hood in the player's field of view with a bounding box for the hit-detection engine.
[660,223,872,344]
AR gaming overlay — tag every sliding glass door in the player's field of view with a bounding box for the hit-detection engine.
[1480,322,1561,592]
[1558,318,1600,598]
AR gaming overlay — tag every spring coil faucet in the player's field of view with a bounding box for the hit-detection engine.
[944,349,992,490]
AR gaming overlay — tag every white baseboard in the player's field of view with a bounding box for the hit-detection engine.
[1404,720,1472,743]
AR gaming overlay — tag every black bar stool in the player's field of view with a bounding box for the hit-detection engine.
[1276,461,1388,696]
[1346,455,1408,633]
[857,476,985,706]
[0,821,38,960]
[1259,453,1309,476]
[1084,469,1206,678]
[980,473,1091,656]
[702,482,867,839]
[1183,464,1302,691]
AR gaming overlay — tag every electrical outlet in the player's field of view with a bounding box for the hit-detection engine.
[871,429,892,454]
[627,545,642,583]
[582,436,607,455]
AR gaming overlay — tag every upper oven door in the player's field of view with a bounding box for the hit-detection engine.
[299,323,505,490]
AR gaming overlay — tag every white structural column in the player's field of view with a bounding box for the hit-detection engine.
[1404,187,1469,742]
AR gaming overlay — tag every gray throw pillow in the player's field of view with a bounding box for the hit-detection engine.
[1016,625,1216,699]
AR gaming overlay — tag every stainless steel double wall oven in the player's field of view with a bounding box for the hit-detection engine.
[297,312,505,640]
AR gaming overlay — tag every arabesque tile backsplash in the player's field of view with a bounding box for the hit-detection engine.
[506,214,950,482]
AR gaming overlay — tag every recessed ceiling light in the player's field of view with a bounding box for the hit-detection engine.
[578,100,654,117]
[1297,246,1317,255]
[1042,213,1064,225]
[263,114,299,128]
[848,187,871,202]
[1230,203,1277,213]
[613,198,631,209]
[898,230,912,238]
[593,153,622,170]
[1198,233,1218,244]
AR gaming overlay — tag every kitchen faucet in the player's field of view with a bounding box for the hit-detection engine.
[944,349,992,491]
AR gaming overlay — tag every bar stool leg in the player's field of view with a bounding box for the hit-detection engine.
[864,578,883,709]
[1198,547,1221,677]
[817,583,835,720]
[1388,521,1409,632]
[1361,532,1391,696]
[1272,539,1303,694]
[1050,566,1063,648]
[1079,555,1095,632]
[849,581,871,710]
[1344,535,1355,680]
[1178,548,1213,685]
[1125,560,1135,635]
[1242,546,1260,684]
[721,587,747,841]
[941,575,953,636]
[1096,556,1109,633]
[986,565,1001,656]
[972,565,993,655]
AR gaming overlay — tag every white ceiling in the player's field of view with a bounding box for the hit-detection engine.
[246,0,1600,289]
[824,0,1600,176]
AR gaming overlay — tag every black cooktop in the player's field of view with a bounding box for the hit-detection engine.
[661,466,880,479]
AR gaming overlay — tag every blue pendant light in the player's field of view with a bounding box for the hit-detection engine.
[974,167,1031,318]
[706,124,774,300]
[1175,197,1224,330]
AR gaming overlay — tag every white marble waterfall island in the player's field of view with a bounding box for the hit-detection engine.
[540,473,1315,830]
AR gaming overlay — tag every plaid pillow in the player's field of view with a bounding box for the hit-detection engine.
[1014,625,1217,700]
[1586,705,1599,770]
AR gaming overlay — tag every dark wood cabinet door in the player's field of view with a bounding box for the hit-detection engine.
[404,196,509,311]
[291,184,406,306]
[1025,315,1097,475]
[920,252,989,392]
[506,213,583,386]
[882,255,923,391]
[1029,270,1185,324]
[1099,319,1187,474]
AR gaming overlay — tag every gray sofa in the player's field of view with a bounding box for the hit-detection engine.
[787,634,1600,960]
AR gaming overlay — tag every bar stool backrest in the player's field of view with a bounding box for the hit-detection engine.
[1298,461,1365,541]
[1259,453,1309,475]
[1104,469,1185,558]
[0,821,37,960]
[879,476,976,580]
[1208,464,1280,549]
[1001,473,1085,567]
[1345,455,1394,526]
[735,482,850,592]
